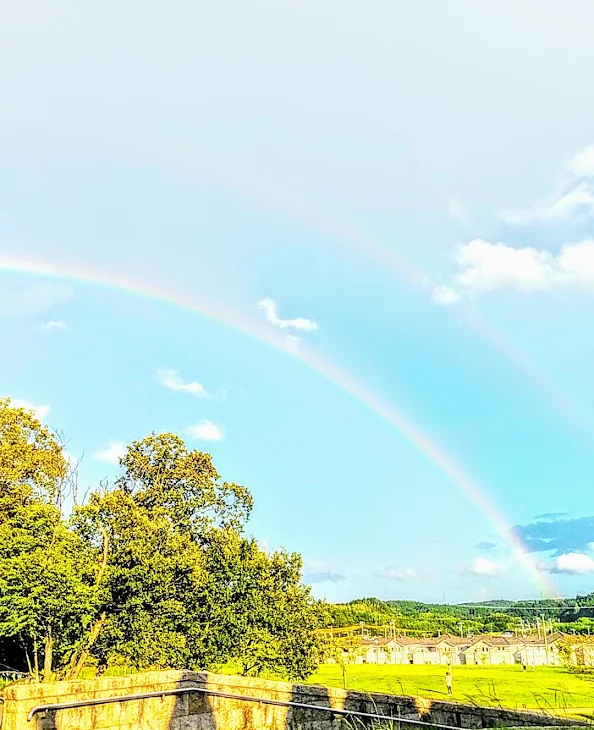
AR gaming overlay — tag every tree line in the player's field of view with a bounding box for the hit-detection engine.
[0,398,323,682]
[322,596,594,637]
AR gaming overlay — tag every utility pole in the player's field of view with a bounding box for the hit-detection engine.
[542,615,549,666]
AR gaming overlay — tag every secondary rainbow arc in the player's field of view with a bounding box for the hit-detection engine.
[0,255,557,597]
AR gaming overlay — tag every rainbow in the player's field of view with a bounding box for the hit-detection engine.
[0,104,583,434]
[0,254,558,597]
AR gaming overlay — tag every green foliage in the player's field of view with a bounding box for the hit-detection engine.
[196,529,322,679]
[0,499,96,679]
[323,596,594,637]
[0,397,67,503]
[0,401,96,679]
[0,406,322,682]
[116,432,253,532]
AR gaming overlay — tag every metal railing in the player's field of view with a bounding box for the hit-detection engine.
[26,685,477,728]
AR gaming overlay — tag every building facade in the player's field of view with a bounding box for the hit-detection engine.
[341,632,591,667]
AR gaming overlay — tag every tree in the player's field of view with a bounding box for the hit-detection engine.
[72,435,322,679]
[116,433,253,532]
[73,486,207,673]
[194,529,323,680]
[0,399,95,680]
[0,397,67,504]
[0,424,323,681]
[0,498,97,680]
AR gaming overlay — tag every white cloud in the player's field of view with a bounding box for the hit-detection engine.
[93,441,127,465]
[156,369,209,397]
[550,552,594,575]
[567,146,594,178]
[447,195,471,227]
[438,238,594,298]
[431,285,461,306]
[382,566,417,581]
[186,420,225,442]
[36,320,70,333]
[461,557,504,577]
[499,145,594,225]
[7,398,50,421]
[456,239,554,294]
[258,298,318,332]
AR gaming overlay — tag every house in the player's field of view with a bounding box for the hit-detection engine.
[325,630,594,667]
[461,635,518,665]
[514,633,556,666]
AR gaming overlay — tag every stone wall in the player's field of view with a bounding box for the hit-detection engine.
[0,670,586,730]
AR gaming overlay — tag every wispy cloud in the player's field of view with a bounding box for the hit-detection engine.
[534,512,568,522]
[303,560,346,584]
[447,194,471,228]
[433,238,594,302]
[156,369,210,397]
[35,320,70,333]
[62,449,80,470]
[382,565,417,581]
[6,398,50,421]
[475,541,498,553]
[459,556,503,577]
[431,285,461,306]
[499,146,594,225]
[0,282,74,318]
[93,440,127,465]
[186,420,225,441]
[258,298,318,332]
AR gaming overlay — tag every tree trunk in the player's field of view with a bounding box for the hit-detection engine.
[68,613,106,679]
[43,630,53,682]
[33,638,39,682]
[67,526,110,680]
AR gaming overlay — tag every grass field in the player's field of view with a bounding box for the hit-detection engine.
[306,664,594,718]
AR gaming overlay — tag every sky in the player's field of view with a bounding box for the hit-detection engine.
[2,0,594,603]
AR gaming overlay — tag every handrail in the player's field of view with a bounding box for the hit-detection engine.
[25,685,509,728]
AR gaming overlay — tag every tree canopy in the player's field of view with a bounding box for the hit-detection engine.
[0,400,322,681]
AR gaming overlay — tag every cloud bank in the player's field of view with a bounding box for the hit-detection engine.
[433,238,594,303]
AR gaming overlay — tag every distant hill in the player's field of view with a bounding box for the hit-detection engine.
[320,593,594,636]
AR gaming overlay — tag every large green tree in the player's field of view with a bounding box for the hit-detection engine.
[195,528,322,680]
[0,415,322,681]
[0,397,67,503]
[72,433,322,679]
[0,399,98,680]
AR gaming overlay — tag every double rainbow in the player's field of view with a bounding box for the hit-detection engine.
[0,254,557,597]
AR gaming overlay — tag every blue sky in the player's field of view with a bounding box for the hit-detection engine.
[2,0,594,602]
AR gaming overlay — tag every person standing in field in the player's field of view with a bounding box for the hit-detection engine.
[445,670,453,696]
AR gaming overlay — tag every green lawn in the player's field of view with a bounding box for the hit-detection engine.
[306,664,594,718]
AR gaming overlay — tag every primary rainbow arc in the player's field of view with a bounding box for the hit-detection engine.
[0,254,557,597]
